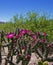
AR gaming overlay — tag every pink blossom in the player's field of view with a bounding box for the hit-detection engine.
[43,32,47,37]
[13,40,17,43]
[37,31,41,36]
[39,39,47,43]
[16,34,21,38]
[47,44,51,47]
[26,54,31,60]
[16,29,30,38]
[47,43,53,47]
[20,29,30,35]
[6,33,14,39]
[18,53,22,57]
[30,33,37,41]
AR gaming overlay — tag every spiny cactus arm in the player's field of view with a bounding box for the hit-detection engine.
[27,44,31,55]
[2,42,12,47]
[44,56,53,62]
[34,42,43,58]
[35,48,43,58]
[18,40,22,54]
[0,45,2,63]
[16,49,22,64]
[42,43,49,58]
[32,42,43,58]
[44,43,53,60]
[43,47,49,58]
[16,56,22,64]
[22,59,30,65]
[42,44,46,55]
[22,44,31,65]
[5,58,16,65]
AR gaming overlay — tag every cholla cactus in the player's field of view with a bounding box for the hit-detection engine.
[33,31,53,63]
[0,29,53,65]
[4,29,34,65]
[38,61,49,65]
[0,45,2,64]
[16,29,32,65]
[5,32,17,65]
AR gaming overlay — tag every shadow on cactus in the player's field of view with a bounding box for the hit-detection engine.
[16,29,37,65]
[0,29,53,65]
[33,31,53,65]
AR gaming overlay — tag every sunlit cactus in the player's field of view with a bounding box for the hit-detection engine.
[34,31,53,64]
[0,29,53,65]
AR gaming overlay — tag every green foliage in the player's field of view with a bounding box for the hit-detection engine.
[38,61,43,65]
[0,11,53,41]
[38,61,49,65]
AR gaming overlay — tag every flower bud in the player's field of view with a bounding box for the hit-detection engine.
[43,32,47,37]
[26,54,31,60]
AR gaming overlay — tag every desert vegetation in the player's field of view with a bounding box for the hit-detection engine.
[0,12,53,65]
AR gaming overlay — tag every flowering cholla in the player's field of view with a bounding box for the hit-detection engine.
[0,29,53,65]
[6,32,15,39]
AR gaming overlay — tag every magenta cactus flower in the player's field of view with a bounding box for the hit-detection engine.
[26,54,31,60]
[18,53,22,57]
[16,29,30,39]
[47,43,52,47]
[30,33,37,41]
[20,29,30,35]
[13,40,17,43]
[37,31,41,36]
[6,33,14,39]
[39,39,47,43]
[43,32,47,37]
[16,34,22,38]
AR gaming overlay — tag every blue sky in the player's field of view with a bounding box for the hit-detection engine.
[0,0,53,22]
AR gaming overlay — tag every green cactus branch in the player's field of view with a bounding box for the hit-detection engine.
[35,49,43,58]
[5,58,15,65]
[44,56,53,62]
